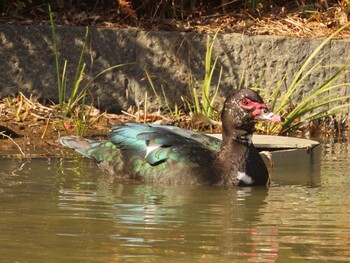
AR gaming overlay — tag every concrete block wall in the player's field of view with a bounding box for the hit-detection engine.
[0,24,349,113]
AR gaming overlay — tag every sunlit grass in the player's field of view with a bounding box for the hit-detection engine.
[47,4,350,136]
[187,29,222,121]
[49,5,131,135]
[256,22,350,135]
[143,30,223,127]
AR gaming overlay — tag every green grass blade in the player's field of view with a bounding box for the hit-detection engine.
[144,68,161,101]
[48,5,63,113]
[67,63,86,114]
[81,63,134,93]
[71,27,89,102]
[284,22,350,104]
[271,75,286,112]
[209,66,223,116]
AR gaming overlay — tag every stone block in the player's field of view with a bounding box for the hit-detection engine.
[0,24,349,114]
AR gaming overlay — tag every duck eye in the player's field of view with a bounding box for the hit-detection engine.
[240,99,249,106]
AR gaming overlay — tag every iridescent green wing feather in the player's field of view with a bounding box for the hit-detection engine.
[107,122,221,166]
[60,123,222,181]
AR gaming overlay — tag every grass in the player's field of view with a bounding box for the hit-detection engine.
[49,4,88,122]
[46,4,350,137]
[142,30,223,127]
[143,69,176,119]
[174,22,350,135]
[49,5,131,135]
[141,24,350,136]
[256,21,350,135]
[188,29,222,121]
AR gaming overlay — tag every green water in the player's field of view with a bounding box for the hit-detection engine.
[0,141,349,262]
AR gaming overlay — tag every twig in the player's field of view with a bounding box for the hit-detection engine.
[19,92,36,109]
[29,112,47,120]
[144,91,148,123]
[0,131,26,157]
[41,114,51,139]
[20,92,54,113]
[121,110,137,119]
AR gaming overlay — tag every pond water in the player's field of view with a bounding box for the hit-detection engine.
[1,139,350,262]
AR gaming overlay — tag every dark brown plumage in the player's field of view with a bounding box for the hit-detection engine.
[60,89,283,186]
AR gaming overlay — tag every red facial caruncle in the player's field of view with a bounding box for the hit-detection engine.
[238,98,284,123]
[238,98,267,116]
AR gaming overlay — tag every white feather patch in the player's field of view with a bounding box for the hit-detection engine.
[237,171,254,185]
[245,134,253,144]
[145,140,162,158]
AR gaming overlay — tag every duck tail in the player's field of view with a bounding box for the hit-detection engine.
[59,135,94,158]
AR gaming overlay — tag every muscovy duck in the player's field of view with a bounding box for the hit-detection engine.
[60,88,283,186]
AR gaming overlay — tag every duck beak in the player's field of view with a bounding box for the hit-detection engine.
[256,109,284,123]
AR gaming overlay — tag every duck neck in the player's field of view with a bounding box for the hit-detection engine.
[222,129,253,147]
[211,130,253,185]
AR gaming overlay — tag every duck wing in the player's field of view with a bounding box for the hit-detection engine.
[60,123,222,183]
[107,122,221,166]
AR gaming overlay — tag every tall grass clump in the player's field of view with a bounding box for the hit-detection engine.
[185,29,222,122]
[49,5,129,135]
[49,5,90,123]
[142,30,223,124]
[256,22,350,135]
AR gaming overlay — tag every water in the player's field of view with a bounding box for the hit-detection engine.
[1,141,350,262]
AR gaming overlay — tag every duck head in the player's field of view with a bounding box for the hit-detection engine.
[221,89,283,139]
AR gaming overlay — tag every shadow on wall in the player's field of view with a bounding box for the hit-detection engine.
[0,24,348,113]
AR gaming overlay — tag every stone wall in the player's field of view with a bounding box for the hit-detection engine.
[0,24,349,113]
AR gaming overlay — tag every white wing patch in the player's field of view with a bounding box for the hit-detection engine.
[237,171,254,185]
[145,140,162,158]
